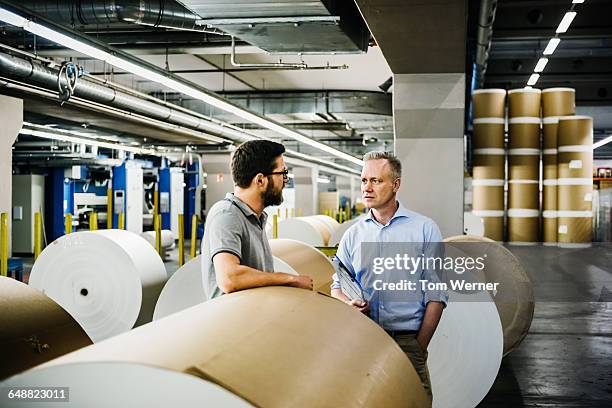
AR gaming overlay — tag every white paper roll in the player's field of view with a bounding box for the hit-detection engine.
[141,229,175,249]
[29,230,167,342]
[1,362,251,408]
[429,292,503,408]
[271,218,325,246]
[153,256,205,321]
[153,254,300,321]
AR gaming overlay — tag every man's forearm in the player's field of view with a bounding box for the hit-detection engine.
[417,301,444,350]
[218,265,297,293]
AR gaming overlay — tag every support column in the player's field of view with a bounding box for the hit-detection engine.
[0,96,23,255]
[394,74,465,237]
[201,153,234,213]
[293,166,318,216]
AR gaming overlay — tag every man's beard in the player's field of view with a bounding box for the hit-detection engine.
[262,181,283,207]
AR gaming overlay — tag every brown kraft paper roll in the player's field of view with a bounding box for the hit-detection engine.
[543,185,557,211]
[543,217,558,243]
[509,155,539,180]
[543,154,557,180]
[558,116,593,147]
[508,183,539,210]
[558,184,593,212]
[508,88,541,118]
[542,88,576,117]
[558,151,593,179]
[508,121,541,149]
[0,276,93,380]
[37,287,431,408]
[507,216,539,243]
[472,89,506,118]
[557,216,592,244]
[473,122,505,149]
[472,184,504,211]
[473,153,505,179]
[483,217,504,241]
[542,120,559,150]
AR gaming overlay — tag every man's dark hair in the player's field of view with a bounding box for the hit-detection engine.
[231,140,286,188]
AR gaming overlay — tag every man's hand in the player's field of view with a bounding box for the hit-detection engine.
[346,299,370,314]
[288,275,314,290]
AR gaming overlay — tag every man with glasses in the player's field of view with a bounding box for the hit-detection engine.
[202,140,313,299]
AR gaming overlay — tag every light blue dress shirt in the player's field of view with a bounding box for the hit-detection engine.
[332,201,448,331]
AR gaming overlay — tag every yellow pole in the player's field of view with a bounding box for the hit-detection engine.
[154,189,159,216]
[277,208,280,218]
[90,212,98,231]
[190,214,197,259]
[285,208,288,220]
[298,208,302,217]
[154,214,162,255]
[345,205,351,221]
[178,214,185,266]
[65,213,72,235]
[34,212,42,261]
[290,208,295,218]
[1,213,7,277]
[107,187,113,229]
[118,212,125,230]
[272,214,278,239]
[339,208,343,224]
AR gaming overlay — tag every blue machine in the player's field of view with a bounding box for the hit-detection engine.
[45,168,76,241]
[184,161,199,238]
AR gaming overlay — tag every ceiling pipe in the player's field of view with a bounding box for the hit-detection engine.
[0,50,250,144]
[475,0,498,88]
[18,0,223,34]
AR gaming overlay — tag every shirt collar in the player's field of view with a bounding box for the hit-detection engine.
[365,201,411,225]
[224,193,268,224]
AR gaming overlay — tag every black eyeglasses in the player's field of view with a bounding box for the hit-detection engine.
[264,169,289,179]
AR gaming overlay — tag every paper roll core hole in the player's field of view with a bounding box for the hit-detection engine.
[80,288,89,297]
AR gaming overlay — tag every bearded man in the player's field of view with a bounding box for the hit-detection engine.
[201,140,313,299]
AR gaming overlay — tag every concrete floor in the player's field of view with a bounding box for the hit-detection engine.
[15,240,612,406]
[480,244,612,407]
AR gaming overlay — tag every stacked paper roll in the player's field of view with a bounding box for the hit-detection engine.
[541,88,576,244]
[20,287,430,408]
[507,88,541,244]
[269,239,335,295]
[29,230,167,342]
[329,215,366,246]
[0,276,92,380]
[557,116,593,247]
[471,89,506,241]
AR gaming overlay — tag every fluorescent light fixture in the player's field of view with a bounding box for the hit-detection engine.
[527,74,540,86]
[0,6,363,167]
[572,0,585,4]
[534,58,549,73]
[20,128,158,155]
[593,135,612,150]
[287,173,295,179]
[556,12,577,33]
[317,177,331,184]
[543,38,561,55]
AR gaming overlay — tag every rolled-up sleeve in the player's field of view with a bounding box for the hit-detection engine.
[422,221,448,307]
[208,210,243,262]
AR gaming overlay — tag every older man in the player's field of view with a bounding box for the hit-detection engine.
[331,151,447,401]
[202,140,313,299]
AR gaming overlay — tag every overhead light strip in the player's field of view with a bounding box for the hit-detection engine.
[543,38,561,55]
[0,7,363,167]
[556,12,577,34]
[593,135,612,150]
[20,128,160,155]
[527,74,540,86]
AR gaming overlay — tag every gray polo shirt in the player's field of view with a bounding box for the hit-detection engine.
[201,193,274,299]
